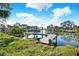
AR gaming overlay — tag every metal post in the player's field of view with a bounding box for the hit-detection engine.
[55,35,57,46]
[27,34,28,39]
[54,35,57,47]
[34,27,35,38]
[34,34,35,38]
[42,27,43,38]
[36,26,37,39]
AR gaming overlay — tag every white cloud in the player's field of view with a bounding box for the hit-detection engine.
[16,13,32,18]
[7,19,17,26]
[25,3,52,11]
[16,13,40,22]
[51,6,72,26]
[16,13,43,26]
[16,13,52,28]
[15,6,72,28]
[52,7,71,17]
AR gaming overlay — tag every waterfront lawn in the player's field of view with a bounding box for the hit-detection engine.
[0,33,79,56]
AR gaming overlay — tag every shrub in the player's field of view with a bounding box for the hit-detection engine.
[0,51,7,56]
[75,48,79,56]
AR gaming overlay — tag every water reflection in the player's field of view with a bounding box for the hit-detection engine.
[61,33,76,42]
[57,33,79,47]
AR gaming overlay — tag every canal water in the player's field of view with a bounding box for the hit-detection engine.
[23,30,79,47]
[57,33,79,47]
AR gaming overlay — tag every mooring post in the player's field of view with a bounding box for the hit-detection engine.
[27,34,28,39]
[34,34,35,38]
[54,35,57,48]
[49,39,52,46]
[42,27,43,38]
[36,34,37,39]
[55,35,57,46]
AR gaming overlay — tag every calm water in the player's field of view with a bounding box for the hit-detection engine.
[24,31,79,47]
[57,33,79,47]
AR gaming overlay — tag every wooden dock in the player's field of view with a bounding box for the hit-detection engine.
[47,34,57,39]
[40,34,57,44]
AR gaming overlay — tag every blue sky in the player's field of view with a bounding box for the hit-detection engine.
[7,3,79,27]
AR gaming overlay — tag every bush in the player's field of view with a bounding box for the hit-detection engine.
[0,33,20,47]
[0,51,7,56]
[0,37,14,47]
[75,48,79,56]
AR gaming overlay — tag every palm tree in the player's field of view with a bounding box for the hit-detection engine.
[0,3,11,33]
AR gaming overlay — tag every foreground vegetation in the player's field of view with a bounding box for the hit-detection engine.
[0,33,79,56]
[0,3,79,56]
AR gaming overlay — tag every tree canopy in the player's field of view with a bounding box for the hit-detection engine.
[61,21,76,30]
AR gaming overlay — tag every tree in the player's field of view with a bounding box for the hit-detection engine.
[53,26,61,34]
[0,24,5,33]
[0,3,11,9]
[8,25,24,37]
[61,21,76,30]
[0,3,11,33]
[75,26,79,39]
[47,24,53,34]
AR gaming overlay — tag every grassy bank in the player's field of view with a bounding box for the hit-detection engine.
[0,33,79,56]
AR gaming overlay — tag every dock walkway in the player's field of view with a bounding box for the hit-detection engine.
[40,34,57,44]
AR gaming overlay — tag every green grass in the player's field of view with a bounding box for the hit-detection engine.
[0,33,79,56]
[52,46,77,56]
